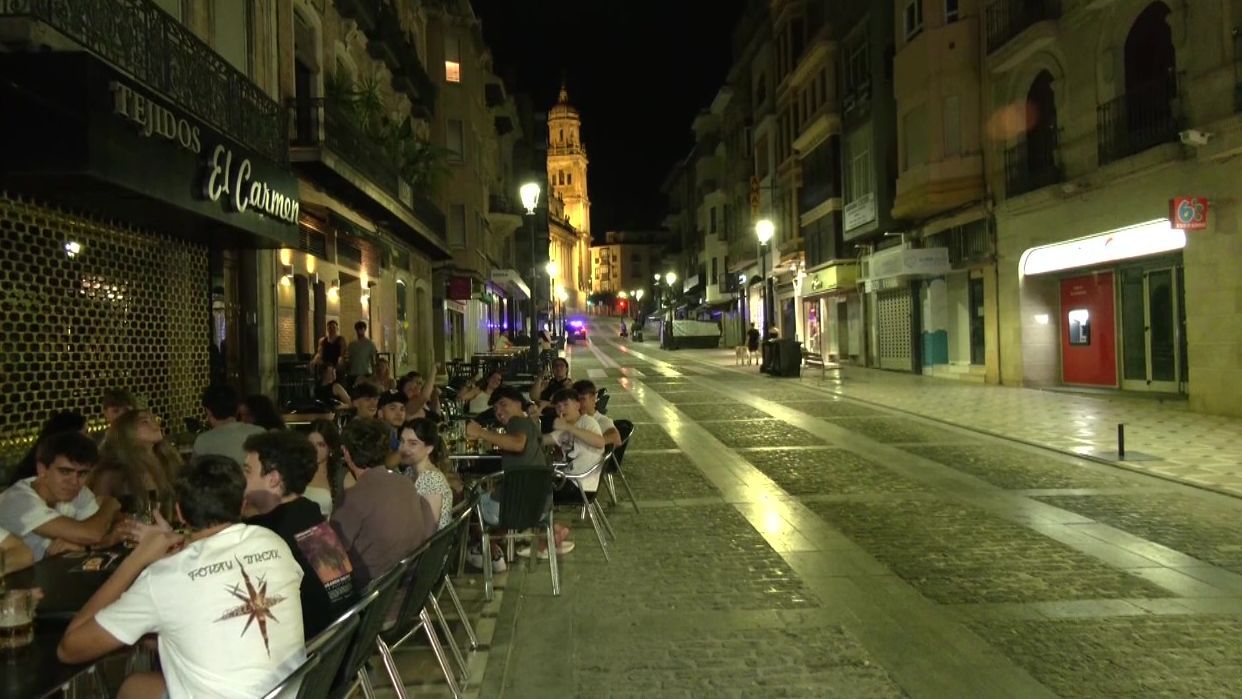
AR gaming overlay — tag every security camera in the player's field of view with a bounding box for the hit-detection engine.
[1180,129,1214,146]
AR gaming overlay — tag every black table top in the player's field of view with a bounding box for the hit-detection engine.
[0,619,98,699]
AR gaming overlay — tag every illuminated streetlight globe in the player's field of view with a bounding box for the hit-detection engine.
[665,271,677,286]
[617,290,628,299]
[519,182,541,214]
[654,273,661,283]
[635,289,644,301]
[545,260,560,278]
[756,218,775,245]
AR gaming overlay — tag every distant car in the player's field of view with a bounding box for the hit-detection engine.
[567,320,588,344]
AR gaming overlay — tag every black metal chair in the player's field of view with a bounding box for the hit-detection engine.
[596,388,611,414]
[430,494,483,685]
[554,455,614,560]
[374,507,473,699]
[478,468,559,598]
[263,613,360,699]
[327,557,414,699]
[604,420,639,514]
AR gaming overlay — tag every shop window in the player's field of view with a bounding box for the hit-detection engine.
[1067,308,1091,345]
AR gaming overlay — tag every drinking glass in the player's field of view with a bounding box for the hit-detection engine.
[0,589,34,650]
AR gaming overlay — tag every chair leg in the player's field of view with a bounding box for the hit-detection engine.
[430,595,469,685]
[375,637,408,699]
[421,609,463,699]
[594,499,616,541]
[605,472,619,506]
[545,519,561,596]
[582,495,610,561]
[616,465,640,514]
[358,664,378,699]
[444,576,480,650]
[481,527,494,602]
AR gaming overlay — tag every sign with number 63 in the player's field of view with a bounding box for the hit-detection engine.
[1169,196,1209,230]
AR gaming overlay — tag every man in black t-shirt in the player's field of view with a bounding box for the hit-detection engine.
[312,320,347,368]
[242,431,357,639]
[531,357,573,411]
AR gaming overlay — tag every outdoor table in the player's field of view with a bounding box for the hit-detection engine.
[1,549,126,698]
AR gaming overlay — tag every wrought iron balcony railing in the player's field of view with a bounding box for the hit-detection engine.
[337,0,435,113]
[1097,79,1179,165]
[1003,136,1060,197]
[0,0,287,164]
[488,194,523,217]
[986,0,1061,55]
[288,97,443,240]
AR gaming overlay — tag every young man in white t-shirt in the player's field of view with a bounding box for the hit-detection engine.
[59,455,305,699]
[571,380,621,448]
[523,389,605,560]
[0,431,128,560]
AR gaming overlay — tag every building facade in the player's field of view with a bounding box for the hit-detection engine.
[546,86,593,318]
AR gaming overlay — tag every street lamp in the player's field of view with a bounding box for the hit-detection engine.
[756,218,775,335]
[545,260,560,334]
[662,271,678,350]
[665,271,677,287]
[520,182,541,360]
[634,288,644,321]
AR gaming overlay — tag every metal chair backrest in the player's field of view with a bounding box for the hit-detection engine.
[497,468,556,530]
[263,611,360,699]
[612,420,635,467]
[380,503,472,643]
[596,388,611,414]
[328,557,414,699]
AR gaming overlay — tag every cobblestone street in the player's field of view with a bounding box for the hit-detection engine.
[477,326,1242,698]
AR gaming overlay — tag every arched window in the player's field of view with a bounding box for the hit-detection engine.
[1101,1,1177,161]
[1025,70,1058,184]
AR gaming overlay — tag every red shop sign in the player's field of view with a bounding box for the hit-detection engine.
[1169,196,1209,230]
[447,276,472,301]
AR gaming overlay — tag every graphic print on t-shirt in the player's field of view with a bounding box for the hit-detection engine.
[215,557,290,657]
[293,521,355,604]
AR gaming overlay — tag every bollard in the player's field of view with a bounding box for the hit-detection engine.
[1117,423,1126,461]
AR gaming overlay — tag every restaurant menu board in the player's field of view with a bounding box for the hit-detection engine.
[293,522,354,604]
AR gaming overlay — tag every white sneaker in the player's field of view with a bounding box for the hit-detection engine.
[466,550,485,570]
[515,545,533,558]
[492,553,507,573]
[537,541,575,559]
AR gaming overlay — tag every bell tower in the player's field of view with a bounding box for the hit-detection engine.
[547,84,590,235]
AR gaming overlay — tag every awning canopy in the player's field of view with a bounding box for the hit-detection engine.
[490,269,531,299]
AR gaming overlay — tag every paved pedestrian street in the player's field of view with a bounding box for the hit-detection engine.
[470,324,1242,698]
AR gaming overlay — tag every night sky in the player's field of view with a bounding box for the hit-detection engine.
[471,0,748,240]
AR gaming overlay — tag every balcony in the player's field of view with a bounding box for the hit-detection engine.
[486,194,523,236]
[986,0,1061,55]
[288,97,447,256]
[0,0,285,164]
[1097,80,1179,166]
[1003,138,1060,198]
[336,0,435,115]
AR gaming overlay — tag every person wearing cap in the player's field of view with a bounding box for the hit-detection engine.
[349,383,381,421]
[377,390,407,452]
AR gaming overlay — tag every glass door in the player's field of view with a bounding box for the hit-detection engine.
[1120,266,1185,393]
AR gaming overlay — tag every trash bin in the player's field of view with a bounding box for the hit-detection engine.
[774,339,802,377]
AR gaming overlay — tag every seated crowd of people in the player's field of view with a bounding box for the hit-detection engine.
[0,349,621,697]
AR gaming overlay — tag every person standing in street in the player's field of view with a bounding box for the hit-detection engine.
[746,323,761,366]
[343,321,377,388]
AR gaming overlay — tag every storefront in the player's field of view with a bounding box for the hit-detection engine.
[1018,219,1188,393]
[862,245,952,372]
[801,263,862,363]
[0,52,299,458]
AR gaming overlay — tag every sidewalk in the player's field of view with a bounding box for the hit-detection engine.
[651,346,1242,498]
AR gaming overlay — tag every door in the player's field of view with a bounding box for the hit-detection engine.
[876,287,915,371]
[968,277,986,366]
[1120,266,1185,393]
[1060,273,1117,386]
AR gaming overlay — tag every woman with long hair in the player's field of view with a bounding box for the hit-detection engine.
[240,394,286,431]
[398,418,454,530]
[92,410,180,516]
[10,411,87,485]
[305,419,354,516]
[457,370,504,415]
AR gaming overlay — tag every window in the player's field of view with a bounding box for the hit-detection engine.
[1068,309,1091,345]
[710,207,718,234]
[568,173,573,185]
[755,135,770,178]
[902,104,928,171]
[754,74,767,105]
[944,95,961,157]
[846,126,874,202]
[447,120,464,160]
[945,0,960,23]
[448,204,466,247]
[444,35,461,83]
[904,0,923,40]
[846,38,869,92]
[213,0,253,76]
[711,257,718,282]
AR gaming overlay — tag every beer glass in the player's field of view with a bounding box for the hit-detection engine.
[0,589,34,650]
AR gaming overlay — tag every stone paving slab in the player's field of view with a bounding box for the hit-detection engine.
[619,452,721,500]
[660,391,732,405]
[739,448,924,496]
[623,423,678,450]
[780,400,888,420]
[565,503,818,612]
[972,616,1242,698]
[674,402,771,421]
[805,498,1173,604]
[819,417,971,445]
[908,444,1143,491]
[698,419,828,449]
[577,624,907,698]
[1036,493,1242,574]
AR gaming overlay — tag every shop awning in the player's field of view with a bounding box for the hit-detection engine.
[802,261,860,298]
[862,246,951,290]
[490,269,531,299]
[1019,219,1185,278]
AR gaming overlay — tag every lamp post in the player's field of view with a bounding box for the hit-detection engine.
[520,182,541,363]
[634,289,644,321]
[755,219,775,335]
[663,271,678,349]
[545,260,560,336]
